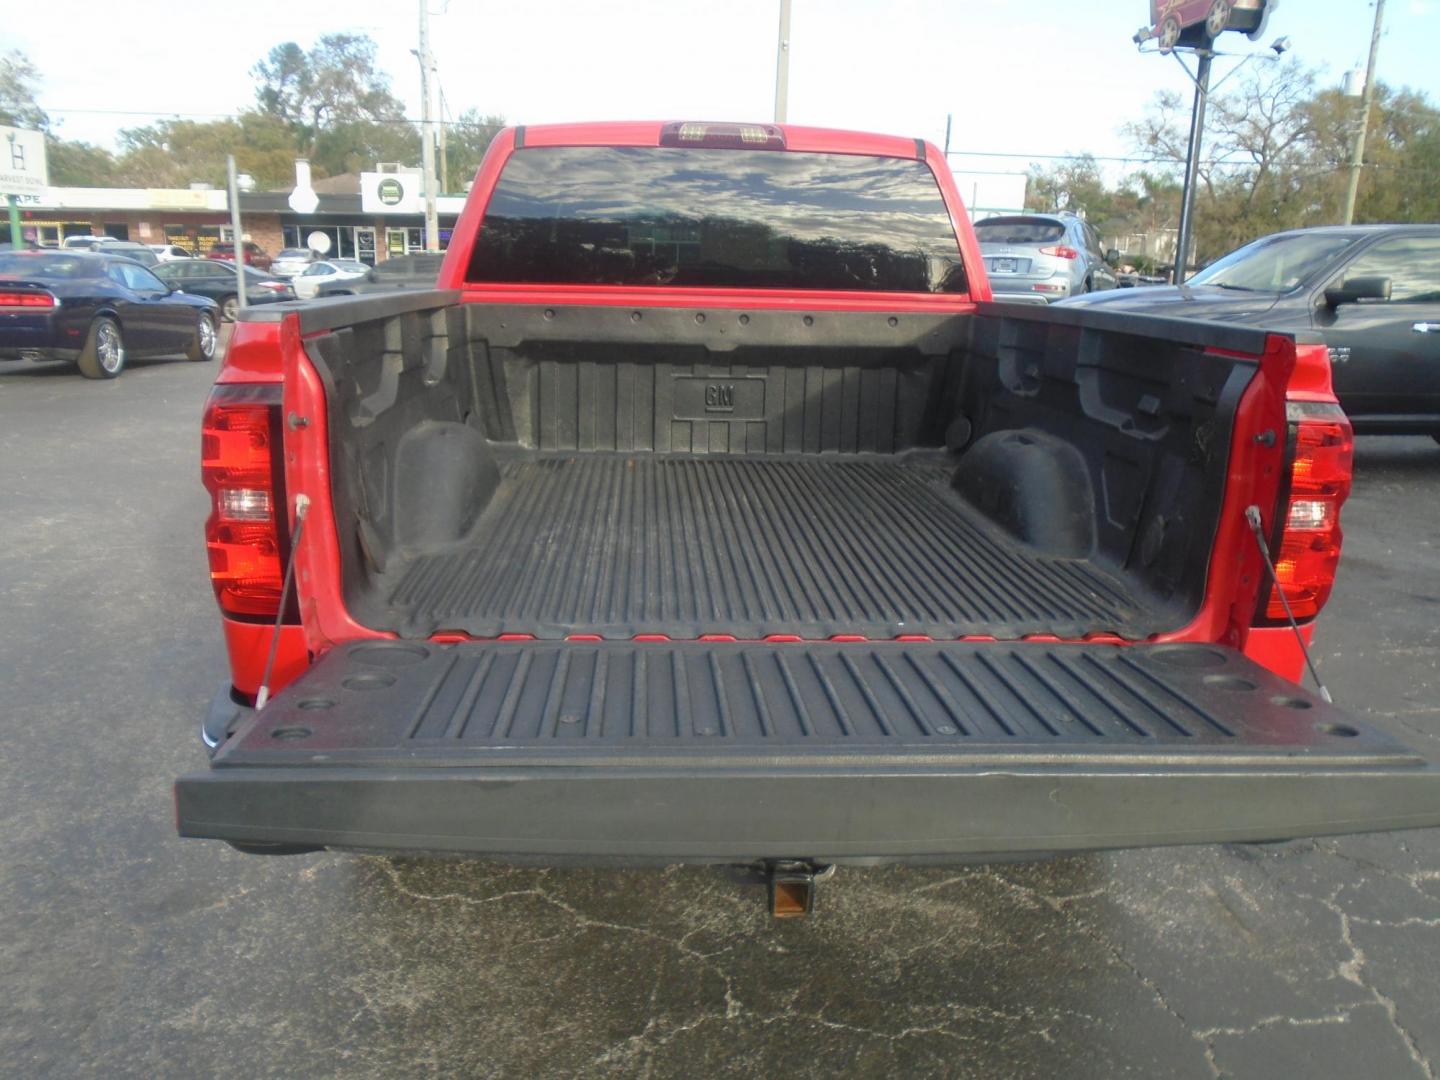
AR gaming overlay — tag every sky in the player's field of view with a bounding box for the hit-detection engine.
[6,0,1439,188]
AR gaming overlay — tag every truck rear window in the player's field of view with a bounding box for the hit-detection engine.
[466,146,967,294]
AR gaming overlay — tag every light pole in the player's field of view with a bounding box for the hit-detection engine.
[417,0,440,251]
[1342,0,1385,225]
[773,0,792,123]
[1172,49,1213,284]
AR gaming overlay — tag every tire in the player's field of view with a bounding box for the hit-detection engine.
[76,316,125,379]
[1206,0,1231,38]
[219,295,239,322]
[1159,15,1181,52]
[187,312,218,362]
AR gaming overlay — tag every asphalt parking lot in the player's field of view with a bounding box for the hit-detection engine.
[2,346,1437,1079]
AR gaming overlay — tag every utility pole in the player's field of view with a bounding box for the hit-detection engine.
[1342,0,1385,225]
[773,0,792,123]
[1172,50,1213,284]
[418,0,440,251]
[226,154,247,311]
[438,86,449,195]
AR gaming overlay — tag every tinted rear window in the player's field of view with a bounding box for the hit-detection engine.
[0,253,99,279]
[974,218,1066,245]
[467,146,966,293]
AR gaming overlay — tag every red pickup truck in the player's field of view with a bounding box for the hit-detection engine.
[176,121,1440,902]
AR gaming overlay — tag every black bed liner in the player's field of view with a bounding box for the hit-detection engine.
[176,639,1440,861]
[377,454,1160,641]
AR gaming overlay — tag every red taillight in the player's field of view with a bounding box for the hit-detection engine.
[0,290,57,308]
[1262,402,1353,622]
[202,384,290,620]
[1038,245,1080,260]
[659,121,786,150]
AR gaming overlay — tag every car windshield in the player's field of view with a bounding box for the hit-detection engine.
[0,253,99,279]
[973,218,1067,245]
[278,249,310,259]
[1189,232,1363,292]
[467,146,966,293]
[333,260,367,271]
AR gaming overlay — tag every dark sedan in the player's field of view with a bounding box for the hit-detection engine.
[153,259,296,322]
[1058,225,1440,439]
[0,251,219,379]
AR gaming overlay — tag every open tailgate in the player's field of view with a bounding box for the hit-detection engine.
[176,640,1440,861]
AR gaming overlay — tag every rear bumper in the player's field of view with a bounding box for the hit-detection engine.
[176,759,1440,864]
[176,639,1440,863]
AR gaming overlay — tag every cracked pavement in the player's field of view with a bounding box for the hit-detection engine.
[2,354,1437,1078]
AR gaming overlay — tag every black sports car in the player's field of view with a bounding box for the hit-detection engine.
[1058,225,1440,439]
[153,259,296,322]
[0,251,220,379]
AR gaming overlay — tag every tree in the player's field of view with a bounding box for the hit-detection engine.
[1123,60,1440,261]
[0,49,49,130]
[253,33,407,155]
[444,109,506,190]
[114,114,298,189]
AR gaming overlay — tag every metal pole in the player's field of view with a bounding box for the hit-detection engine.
[1173,50,1213,284]
[7,195,21,248]
[1342,0,1385,225]
[773,0,792,123]
[944,113,952,156]
[226,154,247,311]
[438,86,449,195]
[419,0,440,251]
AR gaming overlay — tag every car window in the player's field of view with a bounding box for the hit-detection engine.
[302,263,331,276]
[1189,232,1363,293]
[0,252,98,279]
[1339,236,1440,304]
[974,218,1067,245]
[109,261,167,291]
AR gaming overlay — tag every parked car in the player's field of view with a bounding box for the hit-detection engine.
[974,212,1118,304]
[207,241,272,271]
[315,252,445,297]
[58,237,161,267]
[292,258,371,300]
[0,250,217,378]
[149,244,195,262]
[1059,225,1440,439]
[153,259,296,321]
[270,248,317,279]
[175,121,1440,908]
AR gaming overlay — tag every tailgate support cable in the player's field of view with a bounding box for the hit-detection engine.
[256,494,310,710]
[1245,506,1333,704]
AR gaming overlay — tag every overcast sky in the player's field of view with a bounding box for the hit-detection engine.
[8,0,1438,185]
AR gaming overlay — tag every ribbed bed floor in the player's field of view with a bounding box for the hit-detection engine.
[379,456,1164,640]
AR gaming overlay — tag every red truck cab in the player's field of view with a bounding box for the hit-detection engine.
[177,122,1440,893]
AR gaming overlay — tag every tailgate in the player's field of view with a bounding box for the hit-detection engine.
[176,640,1440,861]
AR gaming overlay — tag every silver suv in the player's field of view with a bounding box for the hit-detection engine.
[974,213,1118,304]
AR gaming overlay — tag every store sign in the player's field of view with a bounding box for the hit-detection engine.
[0,125,48,195]
[361,171,422,214]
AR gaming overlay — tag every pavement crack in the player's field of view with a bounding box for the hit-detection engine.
[1312,887,1438,1080]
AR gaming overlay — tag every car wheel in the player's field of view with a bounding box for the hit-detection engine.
[76,316,125,379]
[1159,15,1181,51]
[220,295,239,322]
[187,312,218,362]
[1205,0,1231,38]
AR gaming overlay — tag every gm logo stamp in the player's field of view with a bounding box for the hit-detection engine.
[673,376,765,421]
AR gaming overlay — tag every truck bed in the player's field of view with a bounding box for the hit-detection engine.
[305,298,1256,643]
[381,453,1154,640]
